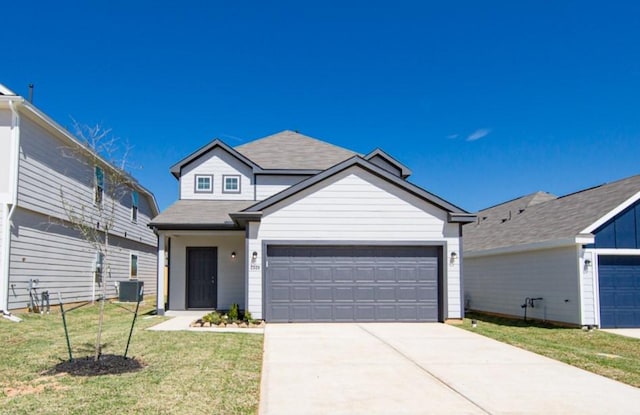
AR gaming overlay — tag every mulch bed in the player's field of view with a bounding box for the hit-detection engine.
[46,354,145,377]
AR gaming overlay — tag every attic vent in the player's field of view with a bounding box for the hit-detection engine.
[518,209,525,214]
[501,210,512,223]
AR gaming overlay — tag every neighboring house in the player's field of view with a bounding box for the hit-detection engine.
[150,130,475,322]
[464,175,640,328]
[0,84,159,312]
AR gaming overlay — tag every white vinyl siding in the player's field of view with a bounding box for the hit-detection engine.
[180,147,253,200]
[7,208,157,309]
[246,167,461,320]
[581,250,597,326]
[168,232,245,310]
[464,246,582,325]
[255,174,309,200]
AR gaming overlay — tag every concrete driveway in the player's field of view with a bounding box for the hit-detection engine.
[259,323,640,414]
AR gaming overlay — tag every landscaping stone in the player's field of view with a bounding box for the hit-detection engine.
[239,322,248,328]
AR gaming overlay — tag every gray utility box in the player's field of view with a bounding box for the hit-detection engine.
[119,280,144,302]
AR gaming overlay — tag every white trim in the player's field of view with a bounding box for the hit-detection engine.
[156,234,165,314]
[593,248,640,256]
[581,190,640,234]
[592,252,601,327]
[465,236,594,258]
[1,101,20,311]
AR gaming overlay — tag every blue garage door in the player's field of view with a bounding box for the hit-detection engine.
[598,255,640,328]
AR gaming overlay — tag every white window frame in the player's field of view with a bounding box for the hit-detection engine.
[194,174,213,193]
[222,175,241,194]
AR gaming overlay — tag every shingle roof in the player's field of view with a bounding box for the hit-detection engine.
[464,175,640,253]
[234,130,358,170]
[149,200,256,229]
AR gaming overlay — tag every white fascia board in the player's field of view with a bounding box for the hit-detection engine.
[581,190,640,234]
[592,248,640,256]
[464,236,594,258]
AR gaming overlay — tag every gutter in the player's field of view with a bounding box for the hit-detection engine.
[464,235,595,258]
[1,99,21,313]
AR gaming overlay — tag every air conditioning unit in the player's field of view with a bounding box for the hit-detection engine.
[118,280,144,302]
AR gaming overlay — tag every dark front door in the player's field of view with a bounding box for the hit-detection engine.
[187,247,217,309]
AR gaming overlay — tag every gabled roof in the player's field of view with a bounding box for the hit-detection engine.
[149,200,255,230]
[464,175,640,254]
[0,83,16,96]
[234,130,358,170]
[364,148,412,178]
[169,139,260,179]
[238,156,473,222]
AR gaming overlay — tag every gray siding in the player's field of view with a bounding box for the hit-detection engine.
[464,246,582,325]
[4,112,157,310]
[16,115,156,247]
[8,207,156,309]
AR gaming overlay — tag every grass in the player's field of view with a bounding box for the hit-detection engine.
[461,312,640,388]
[0,300,263,415]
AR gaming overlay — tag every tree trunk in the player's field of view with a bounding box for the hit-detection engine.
[94,231,109,361]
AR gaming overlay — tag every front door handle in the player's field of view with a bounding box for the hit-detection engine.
[211,276,215,284]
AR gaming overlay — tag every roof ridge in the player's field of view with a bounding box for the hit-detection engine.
[480,191,552,212]
[556,174,640,200]
[234,129,354,153]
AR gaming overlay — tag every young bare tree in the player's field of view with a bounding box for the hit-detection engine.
[59,121,134,361]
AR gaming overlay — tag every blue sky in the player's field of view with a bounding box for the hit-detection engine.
[4,1,640,212]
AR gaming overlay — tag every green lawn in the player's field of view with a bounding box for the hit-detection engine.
[0,301,263,415]
[461,312,640,388]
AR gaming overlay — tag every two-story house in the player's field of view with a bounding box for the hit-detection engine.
[150,130,475,322]
[0,84,159,313]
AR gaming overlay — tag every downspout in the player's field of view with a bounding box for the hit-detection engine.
[1,100,21,312]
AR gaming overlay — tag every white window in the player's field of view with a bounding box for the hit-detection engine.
[223,175,240,193]
[131,190,139,223]
[194,174,213,193]
[95,166,104,205]
[130,254,138,279]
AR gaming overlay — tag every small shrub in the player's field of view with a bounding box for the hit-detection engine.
[202,311,222,325]
[228,303,239,321]
[243,309,252,322]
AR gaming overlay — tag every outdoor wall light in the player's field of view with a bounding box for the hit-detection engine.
[231,251,236,259]
[252,251,258,260]
[450,252,458,264]
[584,259,592,268]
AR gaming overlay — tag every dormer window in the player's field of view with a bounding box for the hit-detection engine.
[223,175,240,193]
[195,175,213,193]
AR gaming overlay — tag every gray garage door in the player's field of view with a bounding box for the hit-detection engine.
[265,245,441,322]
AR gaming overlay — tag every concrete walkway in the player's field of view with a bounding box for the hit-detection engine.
[259,323,640,414]
[602,328,640,340]
[146,310,264,334]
